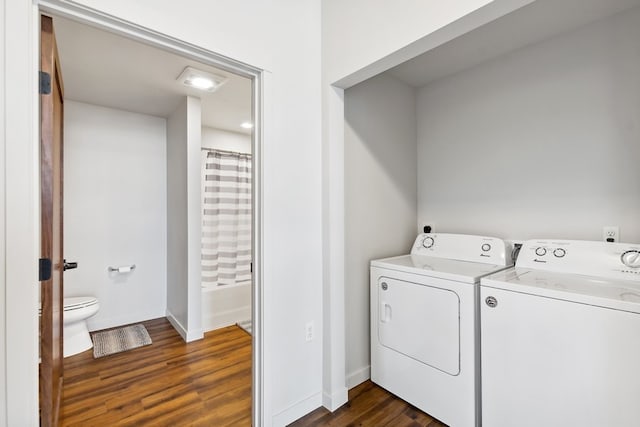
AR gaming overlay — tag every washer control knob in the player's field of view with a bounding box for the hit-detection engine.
[422,237,435,249]
[535,247,547,257]
[381,282,388,291]
[553,248,566,258]
[621,250,640,269]
[481,243,491,252]
[485,296,498,308]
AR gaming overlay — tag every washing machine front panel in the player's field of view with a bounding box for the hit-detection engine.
[480,240,640,427]
[377,276,460,375]
[481,286,640,427]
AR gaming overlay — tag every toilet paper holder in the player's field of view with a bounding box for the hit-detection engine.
[108,264,136,273]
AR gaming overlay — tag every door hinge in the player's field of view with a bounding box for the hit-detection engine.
[39,258,52,281]
[39,71,51,95]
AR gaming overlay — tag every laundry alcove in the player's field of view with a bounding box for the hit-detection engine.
[343,0,640,391]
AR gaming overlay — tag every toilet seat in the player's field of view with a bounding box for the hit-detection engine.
[63,296,98,311]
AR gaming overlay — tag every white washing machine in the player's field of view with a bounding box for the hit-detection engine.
[371,233,512,427]
[481,239,640,427]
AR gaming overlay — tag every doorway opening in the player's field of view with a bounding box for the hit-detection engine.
[38,5,263,425]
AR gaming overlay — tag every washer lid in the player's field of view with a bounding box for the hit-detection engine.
[482,268,640,314]
[63,296,98,311]
[371,254,512,283]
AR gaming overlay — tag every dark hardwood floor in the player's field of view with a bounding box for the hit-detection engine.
[289,381,447,427]
[61,317,443,426]
[60,318,252,426]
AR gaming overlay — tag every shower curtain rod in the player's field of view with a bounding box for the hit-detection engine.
[201,147,251,156]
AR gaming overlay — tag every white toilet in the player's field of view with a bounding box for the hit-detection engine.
[63,296,100,357]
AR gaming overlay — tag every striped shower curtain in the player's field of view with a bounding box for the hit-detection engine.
[201,149,252,287]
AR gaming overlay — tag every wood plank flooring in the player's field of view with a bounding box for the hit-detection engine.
[289,380,447,427]
[60,318,252,426]
[61,317,444,426]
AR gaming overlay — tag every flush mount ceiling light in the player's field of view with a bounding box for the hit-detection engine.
[240,122,254,129]
[177,66,227,92]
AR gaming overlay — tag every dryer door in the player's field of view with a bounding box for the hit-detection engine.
[377,276,460,375]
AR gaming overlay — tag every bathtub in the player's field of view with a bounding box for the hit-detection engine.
[201,281,251,332]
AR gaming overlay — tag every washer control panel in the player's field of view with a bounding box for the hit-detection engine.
[621,250,640,268]
[411,233,511,266]
[517,239,640,281]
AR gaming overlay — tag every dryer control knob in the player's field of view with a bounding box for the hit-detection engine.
[553,248,566,258]
[422,237,434,249]
[621,250,640,268]
[535,247,547,257]
[481,243,491,252]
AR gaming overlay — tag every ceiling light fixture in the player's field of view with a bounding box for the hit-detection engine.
[177,66,227,92]
[240,122,254,129]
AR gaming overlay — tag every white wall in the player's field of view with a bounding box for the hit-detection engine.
[166,96,203,342]
[344,74,417,388]
[64,101,167,330]
[54,3,323,423]
[202,126,251,154]
[416,7,640,243]
[166,99,188,335]
[322,0,534,85]
[2,2,39,425]
[323,0,487,83]
[186,97,203,340]
[0,2,6,423]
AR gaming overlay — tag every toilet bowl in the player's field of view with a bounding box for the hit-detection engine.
[63,296,99,357]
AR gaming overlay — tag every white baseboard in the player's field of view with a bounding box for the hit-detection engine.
[272,392,322,427]
[186,327,204,342]
[166,310,187,341]
[322,386,348,412]
[165,310,203,342]
[87,309,165,332]
[346,365,370,389]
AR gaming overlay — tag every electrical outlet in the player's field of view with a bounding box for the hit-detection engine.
[305,322,314,342]
[603,226,619,243]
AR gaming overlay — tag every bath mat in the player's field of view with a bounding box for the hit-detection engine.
[236,319,252,335]
[91,324,152,358]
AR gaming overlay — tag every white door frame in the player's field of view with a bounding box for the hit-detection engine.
[4,0,266,424]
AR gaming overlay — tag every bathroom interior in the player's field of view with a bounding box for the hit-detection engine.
[52,15,254,356]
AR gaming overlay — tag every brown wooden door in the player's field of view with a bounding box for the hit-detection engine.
[40,14,65,427]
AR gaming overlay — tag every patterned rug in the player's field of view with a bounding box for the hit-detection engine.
[91,324,152,358]
[236,319,252,335]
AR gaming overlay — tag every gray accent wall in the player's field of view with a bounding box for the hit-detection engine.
[416,6,640,243]
[344,73,418,387]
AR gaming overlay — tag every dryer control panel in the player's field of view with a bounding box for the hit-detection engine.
[517,239,640,281]
[411,233,511,266]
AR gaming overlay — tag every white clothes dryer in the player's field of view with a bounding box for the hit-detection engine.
[481,239,640,427]
[371,233,512,427]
